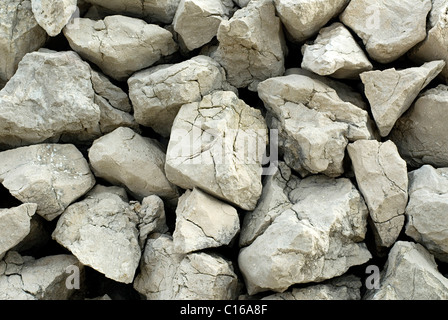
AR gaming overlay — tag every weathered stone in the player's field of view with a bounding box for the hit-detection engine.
[128,55,235,137]
[0,0,47,84]
[301,22,372,79]
[64,15,178,81]
[340,0,431,64]
[52,185,141,284]
[238,175,371,295]
[274,0,349,42]
[348,140,408,248]
[361,60,445,137]
[31,0,77,36]
[88,127,179,203]
[91,70,132,113]
[212,0,286,91]
[364,241,448,300]
[258,74,374,177]
[173,188,240,254]
[0,144,95,221]
[390,85,448,168]
[165,91,267,211]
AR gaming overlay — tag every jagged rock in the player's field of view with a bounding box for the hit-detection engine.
[390,84,448,168]
[274,0,349,42]
[0,144,95,221]
[405,165,448,263]
[128,55,235,137]
[0,0,47,84]
[88,127,179,203]
[258,74,374,177]
[0,204,37,257]
[212,0,286,91]
[238,175,371,295]
[64,15,178,81]
[52,185,141,284]
[31,0,77,36]
[340,0,431,64]
[262,275,362,300]
[91,70,132,113]
[364,241,448,300]
[134,234,240,299]
[173,188,240,254]
[348,140,408,248]
[361,61,445,137]
[301,22,372,79]
[165,91,267,211]
[0,251,84,300]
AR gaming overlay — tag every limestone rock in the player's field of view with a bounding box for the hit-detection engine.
[52,185,141,284]
[128,55,235,137]
[0,144,95,221]
[364,241,448,300]
[258,74,374,177]
[340,0,431,64]
[348,140,408,248]
[301,22,372,79]
[405,165,448,263]
[173,188,240,254]
[31,0,77,36]
[238,175,371,295]
[361,60,445,137]
[165,91,267,211]
[390,85,448,168]
[274,0,349,42]
[0,0,47,84]
[212,0,286,91]
[88,127,179,203]
[91,70,132,113]
[64,15,178,81]
[0,204,37,257]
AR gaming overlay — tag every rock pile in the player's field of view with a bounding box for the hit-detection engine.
[1,0,448,300]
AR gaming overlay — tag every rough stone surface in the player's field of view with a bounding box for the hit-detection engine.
[91,70,132,113]
[64,15,178,81]
[348,140,408,248]
[301,22,372,79]
[340,0,431,64]
[165,91,267,211]
[31,0,77,36]
[360,60,445,137]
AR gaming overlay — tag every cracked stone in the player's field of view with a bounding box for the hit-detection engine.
[31,0,77,37]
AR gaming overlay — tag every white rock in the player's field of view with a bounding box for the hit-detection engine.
[128,55,235,137]
[173,188,240,254]
[258,74,374,177]
[31,0,77,36]
[340,0,431,64]
[301,22,372,79]
[348,140,408,248]
[64,15,178,81]
[212,0,286,91]
[52,185,141,284]
[0,144,95,221]
[238,176,371,295]
[165,91,267,211]
[274,0,349,42]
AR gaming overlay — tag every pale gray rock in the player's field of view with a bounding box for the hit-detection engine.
[340,0,431,64]
[238,175,371,295]
[94,95,139,134]
[258,74,374,177]
[0,144,95,221]
[91,70,132,113]
[274,0,349,42]
[0,0,47,84]
[52,185,141,284]
[405,165,448,263]
[364,241,448,300]
[348,140,408,248]
[212,0,286,91]
[31,0,77,36]
[301,22,372,79]
[128,55,235,137]
[361,61,445,137]
[165,91,267,211]
[64,15,178,81]
[390,85,448,168]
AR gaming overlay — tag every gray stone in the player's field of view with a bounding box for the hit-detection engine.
[31,0,77,36]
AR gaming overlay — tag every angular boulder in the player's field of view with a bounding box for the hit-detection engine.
[31,0,77,36]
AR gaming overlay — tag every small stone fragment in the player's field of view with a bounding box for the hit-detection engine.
[31,0,77,36]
